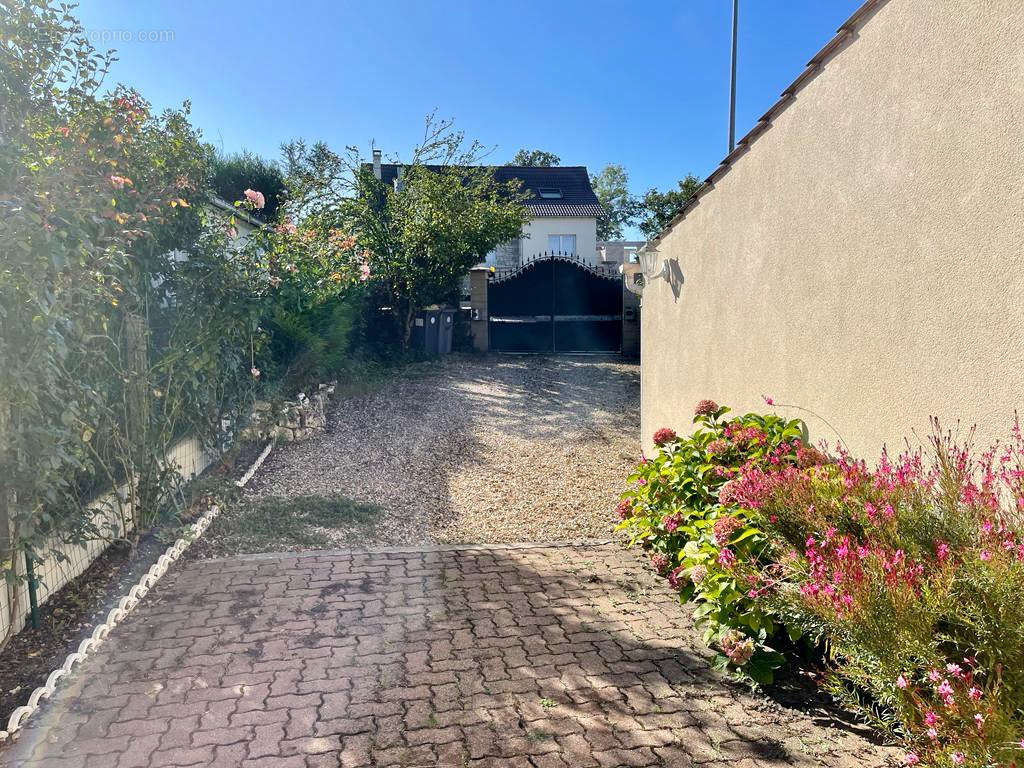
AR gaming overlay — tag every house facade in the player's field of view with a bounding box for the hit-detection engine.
[372,158,603,269]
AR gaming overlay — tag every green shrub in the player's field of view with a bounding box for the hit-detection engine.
[616,401,808,683]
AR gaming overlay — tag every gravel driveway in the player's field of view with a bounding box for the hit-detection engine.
[240,354,639,546]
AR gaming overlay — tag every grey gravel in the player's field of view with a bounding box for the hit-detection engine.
[243,354,640,546]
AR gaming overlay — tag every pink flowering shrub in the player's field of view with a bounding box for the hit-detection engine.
[620,406,1024,766]
[616,402,808,683]
[728,420,1024,767]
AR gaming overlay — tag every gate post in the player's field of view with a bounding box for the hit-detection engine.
[469,267,490,352]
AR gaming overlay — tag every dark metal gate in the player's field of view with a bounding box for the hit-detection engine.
[488,252,623,353]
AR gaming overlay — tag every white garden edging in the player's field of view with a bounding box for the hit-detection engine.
[0,440,274,742]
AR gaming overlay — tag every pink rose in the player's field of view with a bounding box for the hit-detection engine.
[244,188,266,209]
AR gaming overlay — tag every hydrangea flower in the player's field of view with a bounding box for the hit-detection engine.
[694,399,719,417]
[614,499,633,521]
[712,516,742,546]
[720,629,755,666]
[653,427,677,446]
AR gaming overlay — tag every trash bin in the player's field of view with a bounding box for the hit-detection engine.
[437,308,457,354]
[413,309,441,355]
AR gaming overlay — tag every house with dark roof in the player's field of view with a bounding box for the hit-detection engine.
[371,152,604,271]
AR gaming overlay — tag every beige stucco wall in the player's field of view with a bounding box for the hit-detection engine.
[641,0,1024,460]
[521,216,598,264]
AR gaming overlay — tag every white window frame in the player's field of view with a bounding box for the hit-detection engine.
[547,234,576,254]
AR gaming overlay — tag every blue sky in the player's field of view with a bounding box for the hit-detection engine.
[75,0,861,237]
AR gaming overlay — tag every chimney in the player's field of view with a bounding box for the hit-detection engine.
[394,165,404,192]
[372,149,382,180]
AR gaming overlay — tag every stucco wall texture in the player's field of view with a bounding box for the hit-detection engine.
[641,0,1024,460]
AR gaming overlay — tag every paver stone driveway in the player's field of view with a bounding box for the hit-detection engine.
[7,544,895,767]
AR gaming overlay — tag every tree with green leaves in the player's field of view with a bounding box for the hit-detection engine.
[590,164,642,241]
[638,174,702,238]
[283,117,531,349]
[510,148,561,167]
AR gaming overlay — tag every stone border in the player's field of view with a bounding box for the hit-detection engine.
[0,440,275,742]
[200,538,618,564]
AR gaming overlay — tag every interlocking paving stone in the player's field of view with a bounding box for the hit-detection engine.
[4,545,898,767]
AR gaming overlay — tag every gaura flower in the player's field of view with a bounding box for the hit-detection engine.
[896,674,908,689]
[762,394,775,406]
[904,754,919,766]
[924,711,939,726]
[951,752,965,766]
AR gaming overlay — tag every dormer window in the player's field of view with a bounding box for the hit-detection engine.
[538,188,563,199]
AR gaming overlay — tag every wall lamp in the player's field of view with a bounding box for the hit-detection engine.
[619,245,667,296]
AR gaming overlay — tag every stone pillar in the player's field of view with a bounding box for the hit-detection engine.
[622,279,641,359]
[469,267,490,352]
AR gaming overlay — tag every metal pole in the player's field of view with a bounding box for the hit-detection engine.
[728,0,739,152]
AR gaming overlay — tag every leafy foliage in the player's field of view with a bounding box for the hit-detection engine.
[616,403,807,683]
[622,405,1024,766]
[209,150,286,221]
[637,174,702,238]
[590,164,641,241]
[283,116,531,348]
[509,148,560,167]
[0,0,275,629]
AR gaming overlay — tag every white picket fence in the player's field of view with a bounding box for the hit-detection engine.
[0,435,217,642]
